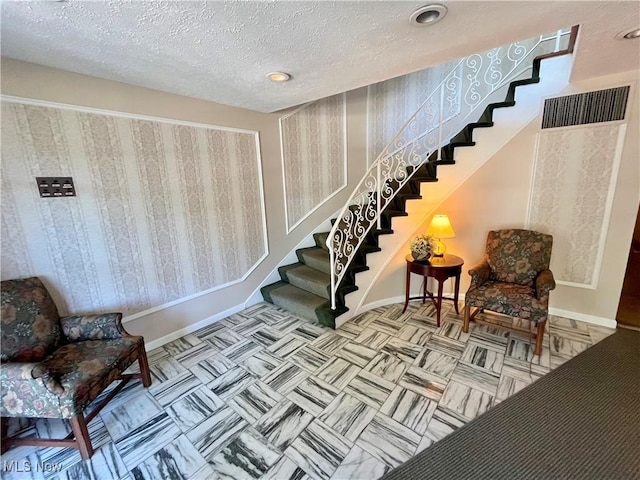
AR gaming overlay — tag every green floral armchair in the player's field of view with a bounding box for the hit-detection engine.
[1,277,151,459]
[463,229,556,355]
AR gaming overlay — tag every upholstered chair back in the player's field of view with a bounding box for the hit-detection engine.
[485,229,553,287]
[1,277,63,362]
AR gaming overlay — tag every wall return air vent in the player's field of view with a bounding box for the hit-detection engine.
[542,86,630,129]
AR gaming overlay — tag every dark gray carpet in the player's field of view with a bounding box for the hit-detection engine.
[382,328,640,480]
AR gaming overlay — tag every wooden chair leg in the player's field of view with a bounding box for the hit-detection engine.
[534,320,546,356]
[463,305,471,333]
[138,344,152,388]
[69,414,93,460]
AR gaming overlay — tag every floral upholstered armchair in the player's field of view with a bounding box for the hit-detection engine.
[1,277,151,459]
[463,229,555,355]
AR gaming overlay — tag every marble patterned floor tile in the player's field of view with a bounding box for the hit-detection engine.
[364,352,409,383]
[227,381,284,424]
[382,337,424,363]
[399,366,448,402]
[368,317,403,336]
[190,464,219,480]
[267,334,307,359]
[355,414,420,468]
[129,434,207,480]
[311,333,350,355]
[149,371,202,407]
[174,342,217,369]
[102,393,162,441]
[335,342,378,368]
[210,428,281,480]
[208,366,256,400]
[353,328,390,349]
[242,350,284,378]
[192,322,226,340]
[51,443,127,480]
[439,380,493,421]
[318,393,376,442]
[186,407,247,460]
[330,445,389,480]
[114,412,181,470]
[271,317,304,334]
[550,335,591,360]
[232,317,268,337]
[255,400,314,451]
[149,356,187,383]
[496,371,539,402]
[337,322,365,338]
[424,334,466,358]
[468,323,511,346]
[343,370,395,409]
[315,357,361,390]
[206,328,245,351]
[413,347,458,378]
[167,385,226,433]
[262,361,309,395]
[288,346,331,374]
[380,386,438,435]
[460,342,505,375]
[147,346,171,366]
[397,325,433,347]
[190,353,236,384]
[434,321,470,343]
[261,454,310,480]
[285,420,352,480]
[422,407,467,445]
[287,376,341,416]
[291,323,329,342]
[221,313,252,327]
[221,339,264,364]
[587,324,616,344]
[504,337,551,376]
[163,334,203,357]
[449,362,500,397]
[251,326,286,347]
[348,311,377,328]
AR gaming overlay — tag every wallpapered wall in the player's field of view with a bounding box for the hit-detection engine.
[1,100,267,317]
[528,123,625,287]
[280,94,347,232]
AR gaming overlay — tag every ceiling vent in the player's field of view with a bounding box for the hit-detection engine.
[542,86,630,129]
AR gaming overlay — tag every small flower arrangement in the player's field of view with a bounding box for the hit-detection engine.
[410,234,434,261]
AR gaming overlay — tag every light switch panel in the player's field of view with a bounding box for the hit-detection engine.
[36,177,76,198]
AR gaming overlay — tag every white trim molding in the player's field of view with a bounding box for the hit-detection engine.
[279,93,348,234]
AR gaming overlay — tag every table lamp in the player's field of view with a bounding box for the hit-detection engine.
[426,214,455,257]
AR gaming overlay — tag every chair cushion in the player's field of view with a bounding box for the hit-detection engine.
[1,277,63,362]
[486,229,553,287]
[466,281,548,324]
[37,337,143,418]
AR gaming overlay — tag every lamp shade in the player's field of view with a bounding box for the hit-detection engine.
[427,214,456,239]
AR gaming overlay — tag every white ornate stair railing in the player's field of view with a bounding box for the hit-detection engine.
[327,29,574,310]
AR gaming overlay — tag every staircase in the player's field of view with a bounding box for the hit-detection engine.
[261,28,577,328]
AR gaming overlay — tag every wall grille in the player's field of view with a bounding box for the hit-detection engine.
[542,86,630,129]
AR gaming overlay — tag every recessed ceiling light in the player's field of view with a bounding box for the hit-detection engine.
[616,27,640,40]
[267,72,291,82]
[409,4,448,26]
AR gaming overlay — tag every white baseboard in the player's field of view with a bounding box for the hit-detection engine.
[548,307,617,329]
[143,303,246,351]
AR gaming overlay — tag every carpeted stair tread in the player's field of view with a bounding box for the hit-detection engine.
[283,264,331,299]
[313,232,330,251]
[268,283,328,322]
[297,247,331,274]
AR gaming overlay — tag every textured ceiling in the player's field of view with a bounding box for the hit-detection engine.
[1,1,639,113]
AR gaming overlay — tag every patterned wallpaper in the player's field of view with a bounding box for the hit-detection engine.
[280,94,347,232]
[528,123,625,287]
[1,99,267,317]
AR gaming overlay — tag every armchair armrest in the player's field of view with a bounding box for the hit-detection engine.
[536,269,556,304]
[468,259,491,290]
[1,362,66,416]
[60,313,128,342]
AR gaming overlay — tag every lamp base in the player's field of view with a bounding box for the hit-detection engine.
[433,239,447,257]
